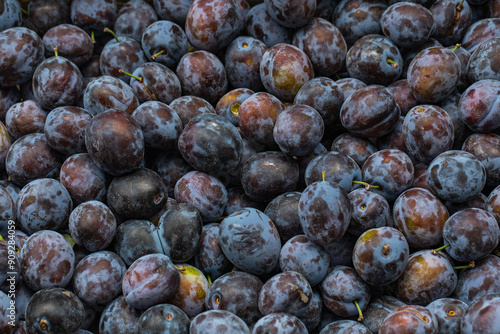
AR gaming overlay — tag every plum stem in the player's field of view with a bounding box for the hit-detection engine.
[352,180,380,191]
[0,234,4,243]
[103,27,120,43]
[151,49,166,60]
[456,0,465,11]
[453,261,475,270]
[322,170,326,182]
[53,45,59,57]
[432,244,450,255]
[354,300,364,321]
[207,274,212,286]
[91,29,96,44]
[387,58,398,68]
[119,69,143,82]
[451,44,461,52]
[20,6,28,15]
[382,244,390,255]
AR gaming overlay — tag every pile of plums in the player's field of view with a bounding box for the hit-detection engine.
[1,0,500,333]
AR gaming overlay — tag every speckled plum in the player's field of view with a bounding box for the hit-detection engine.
[340,85,400,139]
[443,208,499,262]
[190,310,249,334]
[393,187,449,250]
[69,200,116,252]
[72,251,126,306]
[353,226,409,286]
[362,149,414,202]
[83,75,139,115]
[128,62,182,104]
[206,271,263,325]
[5,100,47,140]
[218,208,281,276]
[16,178,72,235]
[258,271,312,316]
[380,2,435,49]
[237,92,284,147]
[178,113,243,173]
[458,79,500,133]
[244,3,293,48]
[0,27,45,87]
[225,36,267,92]
[460,293,500,334]
[5,133,61,187]
[85,108,144,176]
[403,105,455,163]
[174,170,228,222]
[132,101,182,150]
[21,230,75,291]
[395,250,457,306]
[320,265,371,318]
[273,104,324,157]
[430,0,472,46]
[59,153,107,203]
[332,0,387,45]
[264,0,315,29]
[122,253,181,310]
[44,106,92,155]
[293,18,347,77]
[454,254,500,304]
[280,234,330,286]
[176,50,228,105]
[259,43,314,102]
[379,305,439,334]
[298,180,351,247]
[426,150,486,203]
[407,47,461,104]
[185,0,245,53]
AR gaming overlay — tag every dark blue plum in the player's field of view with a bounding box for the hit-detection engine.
[253,313,308,334]
[25,288,85,334]
[134,303,190,334]
[113,0,157,42]
[426,150,486,203]
[305,151,361,192]
[122,253,181,310]
[174,171,228,222]
[244,3,293,48]
[69,200,116,252]
[16,178,72,235]
[280,234,330,286]
[320,265,371,319]
[225,36,266,92]
[178,113,243,174]
[194,223,233,281]
[273,104,324,157]
[426,298,468,334]
[0,27,45,87]
[294,77,345,127]
[190,310,249,334]
[21,230,75,291]
[206,271,263,326]
[362,149,414,202]
[258,271,313,316]
[72,251,126,306]
[353,226,410,286]
[99,296,140,334]
[113,219,164,266]
[157,203,203,263]
[298,180,351,248]
[218,208,281,276]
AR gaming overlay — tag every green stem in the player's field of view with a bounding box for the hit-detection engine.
[118,69,143,82]
[352,180,380,191]
[53,46,59,57]
[453,261,475,270]
[354,300,364,322]
[432,244,450,255]
[103,27,119,43]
